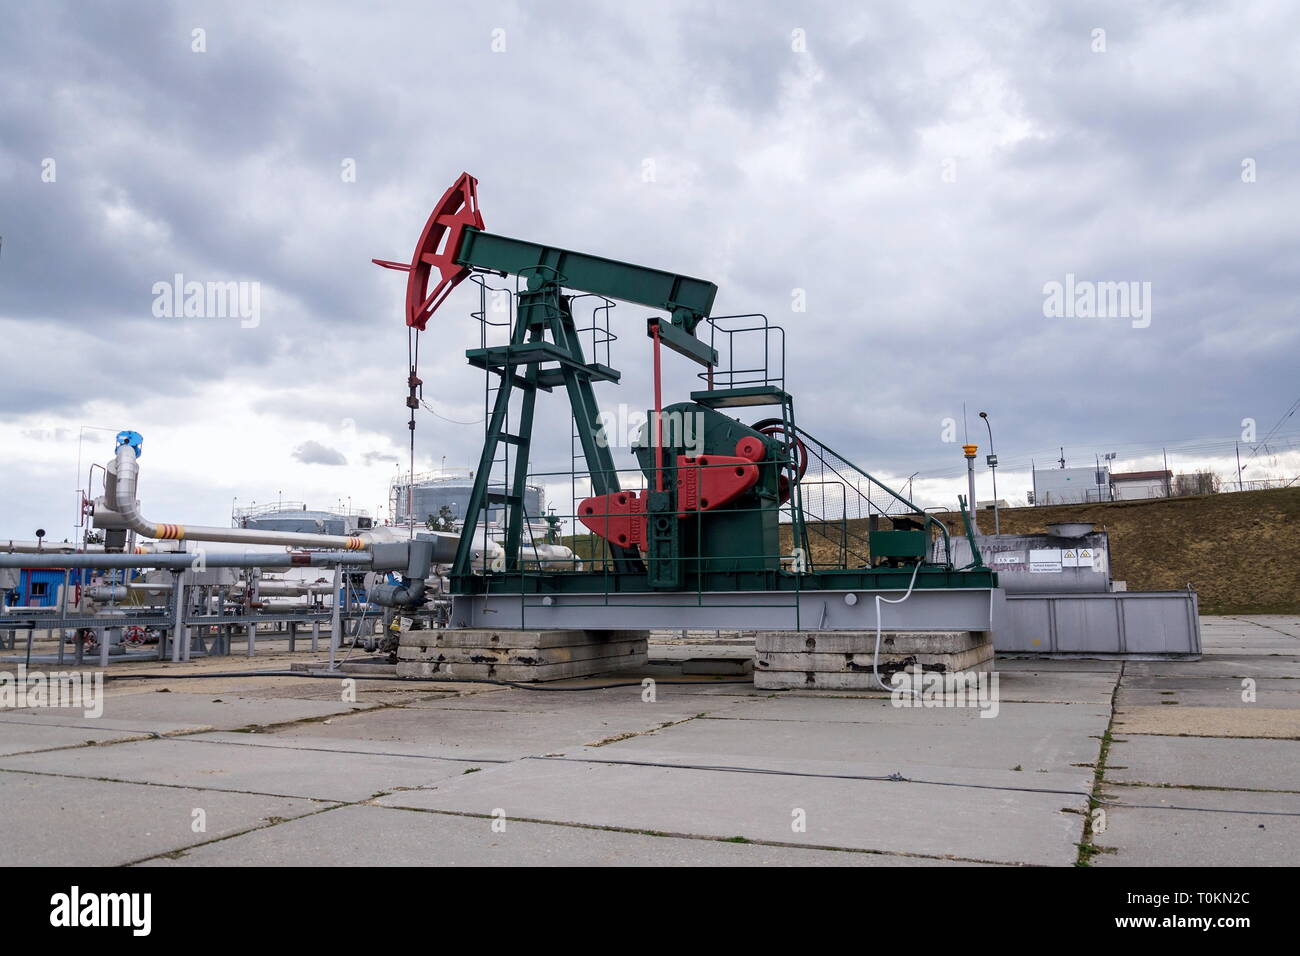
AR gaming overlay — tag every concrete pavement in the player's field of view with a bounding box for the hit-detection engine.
[1,615,1296,866]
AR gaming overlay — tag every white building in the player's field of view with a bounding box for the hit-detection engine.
[1031,466,1111,505]
[1110,470,1172,501]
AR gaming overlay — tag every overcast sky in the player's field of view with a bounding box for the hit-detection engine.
[2,0,1298,542]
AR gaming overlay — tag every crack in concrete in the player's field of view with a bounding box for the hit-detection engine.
[585,713,703,748]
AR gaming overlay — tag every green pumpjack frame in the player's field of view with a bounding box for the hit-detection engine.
[449,227,719,588]
[446,226,996,599]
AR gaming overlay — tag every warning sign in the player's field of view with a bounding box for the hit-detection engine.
[1029,548,1063,573]
[1063,547,1096,569]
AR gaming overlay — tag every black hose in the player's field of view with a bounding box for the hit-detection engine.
[100,669,751,692]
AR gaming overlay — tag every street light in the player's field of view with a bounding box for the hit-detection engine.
[978,411,999,534]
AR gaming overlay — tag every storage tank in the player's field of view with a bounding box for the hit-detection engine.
[391,474,544,526]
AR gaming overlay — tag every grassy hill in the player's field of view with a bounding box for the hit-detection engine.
[565,487,1300,614]
[930,487,1300,614]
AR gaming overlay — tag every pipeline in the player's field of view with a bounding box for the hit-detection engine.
[100,441,372,550]
[1,540,105,554]
[0,550,372,570]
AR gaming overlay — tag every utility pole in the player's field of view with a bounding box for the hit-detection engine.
[1236,442,1244,491]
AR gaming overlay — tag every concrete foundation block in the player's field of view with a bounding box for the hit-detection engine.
[396,650,647,682]
[397,638,647,666]
[396,628,649,682]
[401,628,645,650]
[753,630,994,691]
[756,630,990,655]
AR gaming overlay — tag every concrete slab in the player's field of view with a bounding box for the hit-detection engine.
[1125,656,1300,679]
[1115,705,1300,738]
[0,722,148,756]
[225,681,456,705]
[1194,642,1300,656]
[0,769,330,866]
[397,651,647,682]
[1093,785,1300,866]
[1117,680,1300,711]
[989,670,1120,705]
[649,644,754,662]
[181,730,509,765]
[994,658,1123,674]
[403,628,649,649]
[374,757,1084,866]
[400,638,646,664]
[396,684,746,715]
[1120,675,1300,696]
[242,698,718,760]
[598,701,1109,780]
[1107,735,1300,791]
[0,737,475,802]
[8,690,378,733]
[137,803,981,866]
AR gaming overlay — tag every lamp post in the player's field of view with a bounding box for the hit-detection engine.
[978,412,999,534]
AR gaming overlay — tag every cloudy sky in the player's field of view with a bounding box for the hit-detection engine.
[2,0,1298,542]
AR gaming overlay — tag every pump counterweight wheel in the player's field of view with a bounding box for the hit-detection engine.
[371,171,485,330]
[751,418,808,504]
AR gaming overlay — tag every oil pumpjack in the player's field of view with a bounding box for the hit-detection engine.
[375,173,999,633]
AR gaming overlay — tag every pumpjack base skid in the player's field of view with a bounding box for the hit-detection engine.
[451,566,996,596]
[448,577,1004,633]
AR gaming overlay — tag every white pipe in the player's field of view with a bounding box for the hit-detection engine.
[233,581,333,596]
[107,443,372,551]
[1,540,105,554]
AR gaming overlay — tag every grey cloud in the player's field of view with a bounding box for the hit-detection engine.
[1,0,1298,532]
[292,441,347,466]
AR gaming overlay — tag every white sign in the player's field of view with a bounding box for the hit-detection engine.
[994,552,1023,565]
[1029,548,1063,573]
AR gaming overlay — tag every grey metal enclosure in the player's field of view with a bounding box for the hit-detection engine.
[996,590,1201,658]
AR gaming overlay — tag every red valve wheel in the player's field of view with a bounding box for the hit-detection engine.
[750,419,808,504]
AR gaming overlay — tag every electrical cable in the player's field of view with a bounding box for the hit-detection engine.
[872,558,924,696]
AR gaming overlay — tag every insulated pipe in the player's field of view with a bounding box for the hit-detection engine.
[107,442,370,551]
[85,585,129,601]
[0,551,372,570]
[231,581,333,596]
[1,540,105,554]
